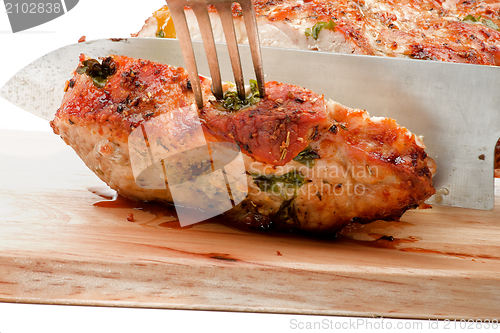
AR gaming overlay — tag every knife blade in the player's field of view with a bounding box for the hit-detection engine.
[1,37,499,210]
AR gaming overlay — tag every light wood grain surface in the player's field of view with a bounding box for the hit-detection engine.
[1,130,499,320]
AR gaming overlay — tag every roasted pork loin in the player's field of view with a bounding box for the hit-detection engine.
[135,1,500,66]
[51,55,435,233]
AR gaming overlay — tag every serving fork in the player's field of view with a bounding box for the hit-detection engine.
[166,0,265,109]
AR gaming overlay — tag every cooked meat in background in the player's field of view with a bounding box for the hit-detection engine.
[51,55,435,233]
[135,1,500,65]
[134,0,500,175]
[496,138,500,169]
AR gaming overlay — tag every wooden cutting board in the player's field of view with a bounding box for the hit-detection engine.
[1,130,499,320]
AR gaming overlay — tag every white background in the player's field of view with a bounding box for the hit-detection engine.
[0,1,489,332]
[0,0,159,131]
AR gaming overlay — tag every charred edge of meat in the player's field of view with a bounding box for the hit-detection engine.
[495,138,500,169]
[225,198,337,239]
[351,202,420,225]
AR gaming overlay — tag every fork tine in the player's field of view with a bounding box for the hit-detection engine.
[168,3,204,109]
[214,2,246,101]
[166,0,265,108]
[191,4,224,100]
[240,0,265,97]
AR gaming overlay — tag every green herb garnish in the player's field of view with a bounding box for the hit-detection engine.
[462,15,499,31]
[251,170,305,193]
[305,20,336,40]
[482,19,499,31]
[463,14,480,23]
[273,198,299,225]
[156,28,166,38]
[76,57,117,88]
[214,79,261,112]
[293,146,320,168]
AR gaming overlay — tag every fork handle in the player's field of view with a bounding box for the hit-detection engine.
[168,4,205,109]
[241,0,265,98]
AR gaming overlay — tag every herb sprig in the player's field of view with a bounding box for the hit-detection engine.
[76,57,117,88]
[463,15,499,31]
[305,20,336,40]
[251,170,305,193]
[214,79,261,112]
[293,146,321,168]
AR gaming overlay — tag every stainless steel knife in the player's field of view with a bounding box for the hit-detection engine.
[1,37,498,210]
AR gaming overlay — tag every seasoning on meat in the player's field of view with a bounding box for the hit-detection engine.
[51,55,436,234]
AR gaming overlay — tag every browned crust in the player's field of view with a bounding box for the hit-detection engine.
[52,55,436,234]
